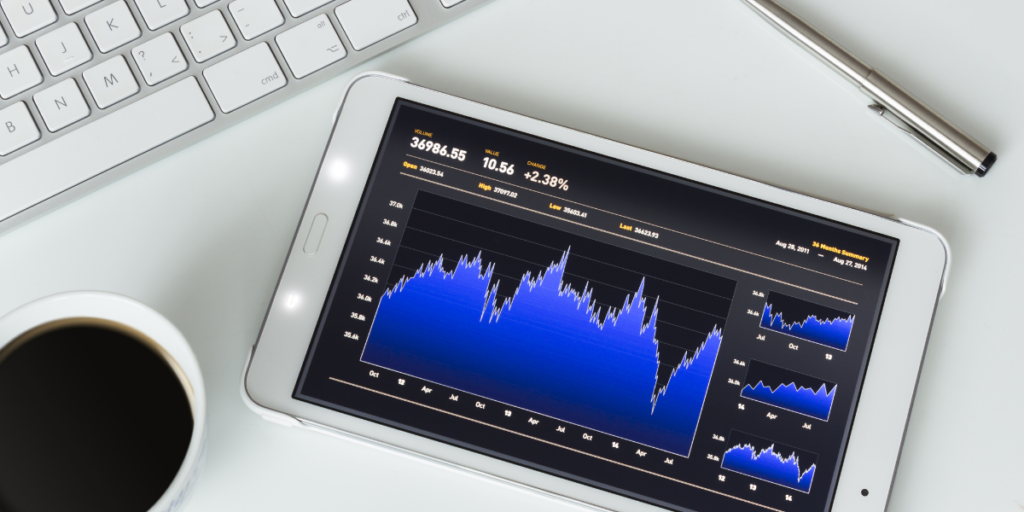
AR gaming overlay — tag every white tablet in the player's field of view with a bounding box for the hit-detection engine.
[244,73,948,512]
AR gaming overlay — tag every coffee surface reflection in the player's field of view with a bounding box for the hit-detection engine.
[0,326,194,512]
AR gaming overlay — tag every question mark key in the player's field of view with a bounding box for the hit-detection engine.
[130,33,188,86]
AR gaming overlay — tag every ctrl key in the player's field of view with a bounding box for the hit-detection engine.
[0,102,40,156]
[204,42,286,113]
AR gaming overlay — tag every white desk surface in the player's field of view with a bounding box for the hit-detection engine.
[1,0,1021,510]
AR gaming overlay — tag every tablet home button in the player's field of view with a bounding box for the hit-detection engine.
[303,213,328,255]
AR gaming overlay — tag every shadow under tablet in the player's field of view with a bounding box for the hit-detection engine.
[0,327,193,512]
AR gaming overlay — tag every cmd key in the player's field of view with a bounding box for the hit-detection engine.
[203,42,285,113]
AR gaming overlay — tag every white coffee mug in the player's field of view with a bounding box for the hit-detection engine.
[0,291,207,512]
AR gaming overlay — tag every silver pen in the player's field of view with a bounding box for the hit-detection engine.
[743,0,997,177]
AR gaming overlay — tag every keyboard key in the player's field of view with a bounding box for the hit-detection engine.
[0,26,7,47]
[440,0,464,6]
[58,0,101,15]
[203,42,284,112]
[276,14,345,78]
[180,10,236,62]
[36,23,93,76]
[33,78,90,131]
[194,0,216,7]
[135,0,189,30]
[228,0,283,40]
[0,46,43,99]
[86,1,142,53]
[83,55,138,108]
[1,0,57,37]
[0,77,214,221]
[281,0,327,18]
[131,32,187,85]
[0,102,39,155]
[335,0,416,51]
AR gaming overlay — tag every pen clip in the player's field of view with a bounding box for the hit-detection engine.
[867,104,973,175]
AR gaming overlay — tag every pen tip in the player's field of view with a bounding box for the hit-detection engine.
[975,152,997,177]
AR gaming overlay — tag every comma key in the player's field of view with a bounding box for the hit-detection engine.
[132,33,188,86]
[203,42,286,113]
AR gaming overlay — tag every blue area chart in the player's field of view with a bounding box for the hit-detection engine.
[741,382,835,421]
[721,431,818,493]
[740,360,837,421]
[361,249,721,457]
[759,291,854,351]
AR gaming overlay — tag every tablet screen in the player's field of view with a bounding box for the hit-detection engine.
[295,99,898,512]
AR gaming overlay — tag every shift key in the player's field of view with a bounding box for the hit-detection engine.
[203,43,286,113]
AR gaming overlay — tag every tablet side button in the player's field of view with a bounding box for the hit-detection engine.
[303,213,328,255]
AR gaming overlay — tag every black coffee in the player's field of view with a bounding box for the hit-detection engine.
[0,326,194,512]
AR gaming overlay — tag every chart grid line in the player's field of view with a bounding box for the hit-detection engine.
[405,207,737,301]
[400,172,859,306]
[396,225,730,321]
[408,153,863,287]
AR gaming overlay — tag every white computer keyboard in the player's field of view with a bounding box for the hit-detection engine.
[0,0,492,232]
